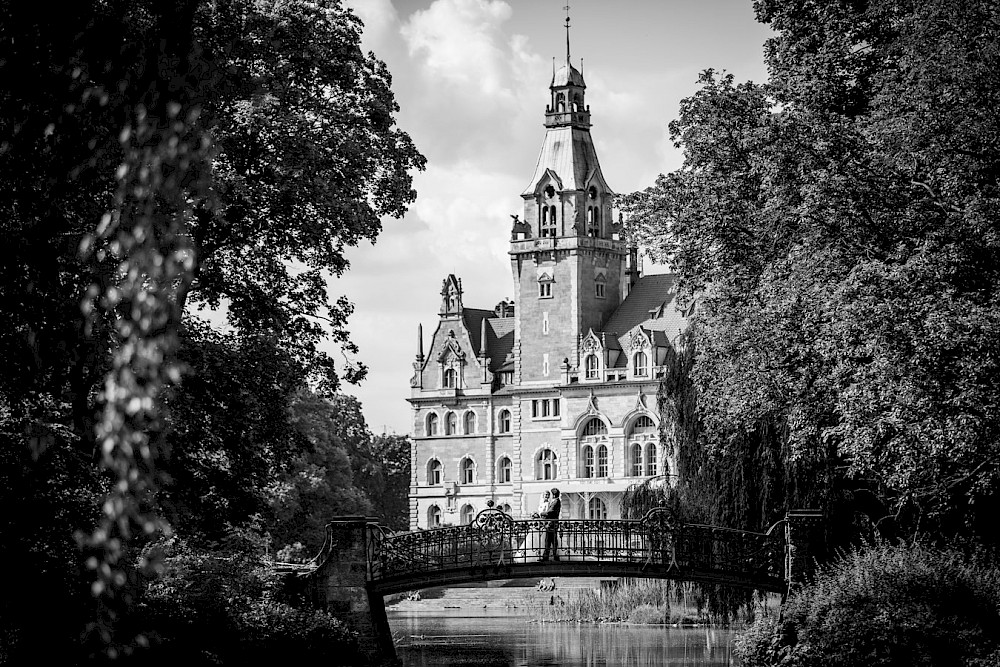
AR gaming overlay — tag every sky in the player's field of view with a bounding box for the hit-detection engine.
[333,0,773,435]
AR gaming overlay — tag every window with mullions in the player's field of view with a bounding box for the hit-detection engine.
[584,354,599,379]
[445,411,457,435]
[582,445,595,478]
[597,444,608,478]
[460,457,475,484]
[631,443,643,476]
[498,409,511,433]
[633,351,648,377]
[645,443,658,476]
[426,413,439,436]
[428,459,442,485]
[537,449,557,480]
[443,368,457,388]
[428,505,442,527]
[498,456,512,483]
[538,281,552,298]
[588,497,607,520]
[464,411,476,434]
[582,417,607,437]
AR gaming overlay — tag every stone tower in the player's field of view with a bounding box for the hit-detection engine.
[511,43,626,386]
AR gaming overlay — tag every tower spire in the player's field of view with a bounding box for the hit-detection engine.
[564,3,571,64]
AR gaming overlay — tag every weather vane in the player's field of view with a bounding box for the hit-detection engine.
[564,3,571,62]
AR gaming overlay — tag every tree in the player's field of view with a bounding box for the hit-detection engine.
[0,0,423,657]
[624,0,1000,548]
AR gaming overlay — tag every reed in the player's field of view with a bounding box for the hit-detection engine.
[533,579,777,626]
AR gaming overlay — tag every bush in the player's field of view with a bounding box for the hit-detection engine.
[122,533,363,665]
[627,604,667,624]
[735,542,1000,667]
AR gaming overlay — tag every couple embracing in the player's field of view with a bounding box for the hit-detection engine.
[534,488,561,562]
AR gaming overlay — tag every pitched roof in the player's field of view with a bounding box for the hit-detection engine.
[602,274,690,344]
[486,317,515,372]
[461,308,495,356]
[521,126,611,195]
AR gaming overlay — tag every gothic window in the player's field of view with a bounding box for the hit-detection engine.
[498,456,512,483]
[588,497,607,520]
[447,412,459,435]
[633,351,648,377]
[464,411,475,434]
[582,417,607,437]
[443,368,458,388]
[595,281,606,299]
[556,92,566,112]
[631,444,643,476]
[582,445,594,478]
[428,459,442,485]
[461,504,475,525]
[597,444,608,478]
[645,443,659,476]
[426,413,439,437]
[585,354,599,379]
[460,457,475,484]
[537,449,557,480]
[428,505,442,528]
[498,409,511,433]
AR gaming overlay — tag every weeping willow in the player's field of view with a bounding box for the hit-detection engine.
[620,331,844,620]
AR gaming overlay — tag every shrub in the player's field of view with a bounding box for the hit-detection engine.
[627,604,667,624]
[735,542,1000,667]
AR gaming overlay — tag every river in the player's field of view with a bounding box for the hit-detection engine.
[388,610,738,666]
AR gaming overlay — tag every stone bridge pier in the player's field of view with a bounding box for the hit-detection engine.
[306,517,396,665]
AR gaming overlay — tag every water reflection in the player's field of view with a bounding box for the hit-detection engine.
[389,611,735,667]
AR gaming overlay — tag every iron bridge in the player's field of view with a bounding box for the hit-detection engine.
[359,505,788,595]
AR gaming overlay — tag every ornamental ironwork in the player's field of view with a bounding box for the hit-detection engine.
[364,504,787,594]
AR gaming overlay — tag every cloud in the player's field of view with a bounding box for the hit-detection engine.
[344,0,399,52]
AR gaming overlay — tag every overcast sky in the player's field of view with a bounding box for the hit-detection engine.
[333,0,772,434]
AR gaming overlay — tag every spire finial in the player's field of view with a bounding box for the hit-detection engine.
[564,3,571,64]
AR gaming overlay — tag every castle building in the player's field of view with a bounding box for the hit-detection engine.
[407,34,689,530]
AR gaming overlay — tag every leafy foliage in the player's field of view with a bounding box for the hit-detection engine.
[624,0,1000,548]
[735,542,1000,667]
[0,0,422,658]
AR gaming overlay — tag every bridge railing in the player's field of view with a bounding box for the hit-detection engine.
[366,507,786,592]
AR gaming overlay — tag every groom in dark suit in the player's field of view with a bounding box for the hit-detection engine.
[540,488,561,562]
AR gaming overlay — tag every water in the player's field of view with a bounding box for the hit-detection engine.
[389,610,737,666]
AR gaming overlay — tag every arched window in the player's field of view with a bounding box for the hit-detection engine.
[446,411,457,435]
[428,505,442,528]
[645,443,659,476]
[631,444,643,476]
[631,415,655,435]
[537,449,557,480]
[633,351,648,377]
[588,497,607,520]
[461,504,475,525]
[585,354,599,380]
[597,444,608,477]
[498,456,512,483]
[460,457,475,484]
[556,92,566,112]
[582,445,594,478]
[582,417,607,437]
[426,413,439,437]
[464,411,476,434]
[498,409,511,433]
[427,459,442,485]
[443,368,457,388]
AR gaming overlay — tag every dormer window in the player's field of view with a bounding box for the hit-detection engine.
[585,354,599,380]
[443,368,457,388]
[633,351,648,377]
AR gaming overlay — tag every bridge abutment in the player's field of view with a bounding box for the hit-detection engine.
[785,509,825,593]
[308,517,396,666]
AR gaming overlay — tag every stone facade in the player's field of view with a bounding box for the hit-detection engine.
[407,53,690,531]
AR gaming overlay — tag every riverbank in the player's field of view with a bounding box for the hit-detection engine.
[385,578,775,627]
